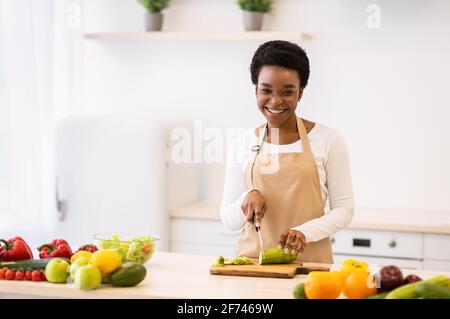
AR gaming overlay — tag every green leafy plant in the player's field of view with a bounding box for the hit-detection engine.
[138,0,171,13]
[237,0,273,13]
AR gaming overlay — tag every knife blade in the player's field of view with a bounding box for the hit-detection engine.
[253,215,264,254]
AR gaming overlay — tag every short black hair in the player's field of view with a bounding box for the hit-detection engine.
[250,40,310,89]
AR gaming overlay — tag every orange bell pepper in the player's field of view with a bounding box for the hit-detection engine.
[304,271,343,299]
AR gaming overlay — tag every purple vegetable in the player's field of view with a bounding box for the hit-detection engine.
[403,274,422,285]
[378,265,404,292]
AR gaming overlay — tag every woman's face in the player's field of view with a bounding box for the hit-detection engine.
[256,65,303,128]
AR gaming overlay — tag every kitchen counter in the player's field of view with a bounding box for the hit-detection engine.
[1,252,449,299]
[170,201,450,235]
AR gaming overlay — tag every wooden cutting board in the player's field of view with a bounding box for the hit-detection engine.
[209,260,330,279]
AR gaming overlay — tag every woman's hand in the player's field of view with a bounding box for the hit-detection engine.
[241,190,266,227]
[278,229,306,255]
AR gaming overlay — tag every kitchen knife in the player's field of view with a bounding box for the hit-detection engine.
[253,215,264,254]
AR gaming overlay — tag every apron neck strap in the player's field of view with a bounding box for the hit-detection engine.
[296,117,312,153]
[256,123,268,149]
[246,124,268,189]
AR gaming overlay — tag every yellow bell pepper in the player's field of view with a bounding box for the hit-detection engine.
[340,259,369,280]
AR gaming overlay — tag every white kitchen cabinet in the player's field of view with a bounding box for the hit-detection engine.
[171,219,240,246]
[423,234,450,271]
[170,218,239,256]
[424,234,450,260]
[171,243,236,257]
[423,260,450,272]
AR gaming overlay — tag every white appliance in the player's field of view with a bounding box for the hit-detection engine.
[54,114,169,250]
[331,229,424,269]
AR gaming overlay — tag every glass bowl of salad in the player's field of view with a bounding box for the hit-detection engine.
[93,233,160,265]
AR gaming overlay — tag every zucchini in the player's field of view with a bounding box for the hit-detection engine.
[386,275,450,299]
[416,283,450,299]
[213,256,225,267]
[366,292,389,299]
[0,258,69,270]
[212,256,253,267]
[224,257,253,265]
[293,283,307,299]
[259,247,298,265]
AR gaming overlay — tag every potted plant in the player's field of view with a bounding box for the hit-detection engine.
[138,0,171,31]
[237,0,273,31]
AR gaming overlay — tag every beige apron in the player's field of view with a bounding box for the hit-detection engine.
[236,117,333,263]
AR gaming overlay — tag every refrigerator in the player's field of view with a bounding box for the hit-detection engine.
[53,114,169,251]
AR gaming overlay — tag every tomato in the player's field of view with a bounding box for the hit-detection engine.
[143,243,152,253]
[25,270,32,281]
[0,269,4,279]
[343,269,377,299]
[40,269,46,281]
[5,270,15,280]
[15,270,25,281]
[31,270,41,282]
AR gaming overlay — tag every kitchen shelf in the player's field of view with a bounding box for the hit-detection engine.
[84,31,309,42]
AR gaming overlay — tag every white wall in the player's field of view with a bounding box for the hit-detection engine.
[79,0,450,214]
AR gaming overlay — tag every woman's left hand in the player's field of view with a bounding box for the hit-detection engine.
[278,229,306,255]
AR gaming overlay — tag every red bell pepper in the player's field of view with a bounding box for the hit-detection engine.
[0,237,34,261]
[37,239,73,259]
[75,244,98,254]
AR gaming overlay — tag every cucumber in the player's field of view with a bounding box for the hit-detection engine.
[293,283,307,299]
[212,256,253,267]
[416,283,450,299]
[110,262,147,287]
[0,258,69,270]
[259,247,298,265]
[213,256,225,267]
[224,257,253,265]
[386,275,450,299]
[366,292,389,299]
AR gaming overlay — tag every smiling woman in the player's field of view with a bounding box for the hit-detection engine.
[256,65,303,142]
[251,40,310,141]
[220,40,354,263]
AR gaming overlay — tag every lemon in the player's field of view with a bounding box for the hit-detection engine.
[89,249,122,276]
[71,251,93,264]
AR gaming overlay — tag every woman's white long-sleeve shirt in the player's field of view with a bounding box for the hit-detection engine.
[220,122,354,243]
